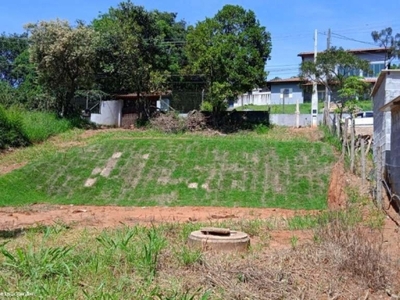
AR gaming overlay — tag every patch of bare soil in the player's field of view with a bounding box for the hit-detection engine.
[328,161,347,210]
[287,127,324,142]
[0,205,316,231]
[0,162,27,175]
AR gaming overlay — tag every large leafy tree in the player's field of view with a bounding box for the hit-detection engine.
[93,1,186,96]
[185,5,271,111]
[371,27,400,67]
[26,20,96,116]
[0,33,45,108]
[0,33,29,87]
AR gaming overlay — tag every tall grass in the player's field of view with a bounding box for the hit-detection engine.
[0,105,74,149]
[21,111,73,143]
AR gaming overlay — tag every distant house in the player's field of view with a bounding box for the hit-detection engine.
[371,70,400,206]
[263,48,389,106]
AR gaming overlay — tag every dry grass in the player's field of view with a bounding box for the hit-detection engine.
[0,209,399,299]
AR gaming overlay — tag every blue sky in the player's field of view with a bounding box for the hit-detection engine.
[1,0,400,79]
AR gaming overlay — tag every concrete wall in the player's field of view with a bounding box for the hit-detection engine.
[91,100,124,127]
[389,106,400,195]
[372,70,400,206]
[270,82,303,105]
[270,114,315,127]
[234,92,271,107]
[373,72,400,159]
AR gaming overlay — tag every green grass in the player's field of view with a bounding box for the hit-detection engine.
[0,105,75,149]
[21,111,74,143]
[236,103,325,114]
[0,224,214,299]
[235,100,373,114]
[0,130,335,210]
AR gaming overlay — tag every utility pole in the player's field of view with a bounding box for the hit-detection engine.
[311,29,318,127]
[324,29,331,126]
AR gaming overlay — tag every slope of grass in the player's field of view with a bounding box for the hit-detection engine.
[0,130,335,209]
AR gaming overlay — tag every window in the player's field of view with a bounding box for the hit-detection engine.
[337,66,360,77]
[369,63,385,77]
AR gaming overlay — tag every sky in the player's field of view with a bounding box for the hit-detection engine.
[1,0,400,79]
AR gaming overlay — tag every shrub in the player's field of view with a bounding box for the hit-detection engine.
[0,105,30,149]
[200,101,213,112]
[21,111,73,143]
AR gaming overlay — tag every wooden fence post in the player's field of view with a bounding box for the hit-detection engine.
[376,146,382,209]
[361,138,366,185]
[350,118,355,173]
[342,118,348,157]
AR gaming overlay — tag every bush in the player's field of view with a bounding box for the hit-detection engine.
[21,111,73,143]
[150,112,186,133]
[200,101,213,112]
[0,105,76,149]
[0,105,30,149]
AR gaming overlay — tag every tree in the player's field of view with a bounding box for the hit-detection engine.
[300,47,370,118]
[338,76,370,114]
[0,33,29,86]
[26,20,96,116]
[371,27,400,67]
[93,1,186,96]
[185,5,271,112]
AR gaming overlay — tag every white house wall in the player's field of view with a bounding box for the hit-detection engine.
[270,83,304,105]
[234,92,272,107]
[91,100,124,127]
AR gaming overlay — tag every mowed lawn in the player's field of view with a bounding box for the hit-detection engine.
[0,131,335,209]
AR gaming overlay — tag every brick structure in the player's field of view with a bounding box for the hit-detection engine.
[371,70,400,206]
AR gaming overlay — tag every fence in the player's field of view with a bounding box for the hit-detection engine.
[201,111,270,129]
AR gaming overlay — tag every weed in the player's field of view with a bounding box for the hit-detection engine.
[315,219,389,290]
[0,245,74,279]
[140,228,166,278]
[177,246,203,267]
[290,235,299,249]
[253,124,269,134]
[96,227,137,250]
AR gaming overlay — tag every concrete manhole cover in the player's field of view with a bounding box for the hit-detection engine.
[188,227,250,252]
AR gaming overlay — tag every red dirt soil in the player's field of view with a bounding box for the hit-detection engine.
[0,205,316,230]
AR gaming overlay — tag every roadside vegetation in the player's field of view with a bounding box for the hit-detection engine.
[0,105,75,150]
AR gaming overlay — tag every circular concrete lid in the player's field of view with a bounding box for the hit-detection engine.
[188,228,250,252]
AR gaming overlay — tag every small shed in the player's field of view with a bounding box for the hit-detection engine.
[114,92,171,128]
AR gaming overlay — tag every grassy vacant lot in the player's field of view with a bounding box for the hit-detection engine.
[0,129,335,209]
[235,100,373,114]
